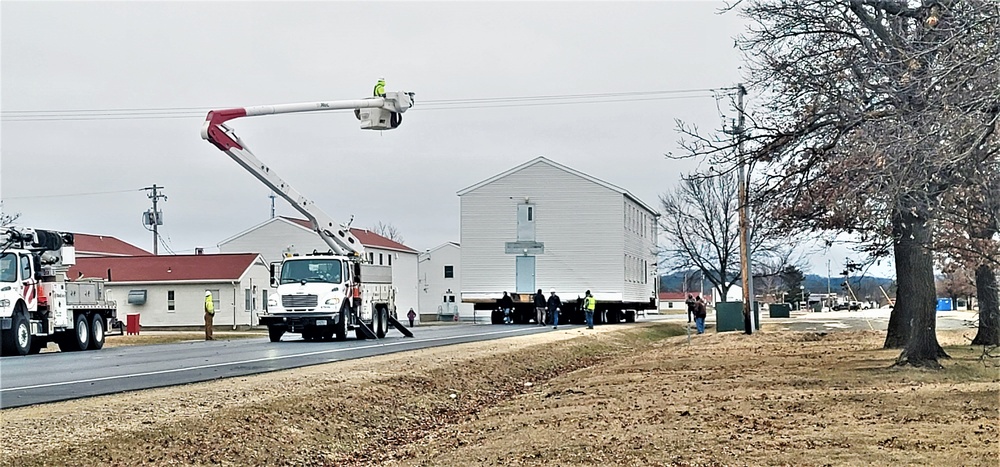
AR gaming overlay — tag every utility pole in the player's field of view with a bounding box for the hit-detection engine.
[269,192,277,219]
[735,84,755,334]
[143,185,167,255]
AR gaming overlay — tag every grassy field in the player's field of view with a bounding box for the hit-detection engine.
[3,323,996,466]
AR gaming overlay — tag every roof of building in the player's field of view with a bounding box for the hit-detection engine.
[280,217,418,253]
[42,232,150,257]
[68,253,262,283]
[456,156,659,216]
[419,241,460,257]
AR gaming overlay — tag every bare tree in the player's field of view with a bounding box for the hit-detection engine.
[371,221,405,244]
[659,173,799,302]
[674,0,999,368]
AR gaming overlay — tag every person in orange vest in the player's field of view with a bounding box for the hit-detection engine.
[204,291,215,341]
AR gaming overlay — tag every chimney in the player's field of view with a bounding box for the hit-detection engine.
[195,247,204,255]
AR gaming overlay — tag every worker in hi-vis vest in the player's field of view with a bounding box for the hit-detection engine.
[373,77,386,97]
[204,290,215,341]
[584,290,596,330]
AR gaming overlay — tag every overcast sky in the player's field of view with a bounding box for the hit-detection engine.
[0,1,892,278]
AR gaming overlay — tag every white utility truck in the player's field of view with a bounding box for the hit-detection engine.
[201,84,415,342]
[0,227,118,356]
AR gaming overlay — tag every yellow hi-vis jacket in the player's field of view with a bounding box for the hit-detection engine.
[584,296,596,311]
[205,296,215,315]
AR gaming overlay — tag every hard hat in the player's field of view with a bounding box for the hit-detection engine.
[550,289,556,294]
[205,291,212,296]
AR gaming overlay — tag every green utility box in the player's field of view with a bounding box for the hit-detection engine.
[769,303,791,318]
[715,301,760,332]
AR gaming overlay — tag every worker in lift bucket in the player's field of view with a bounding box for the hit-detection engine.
[204,291,215,340]
[373,77,386,97]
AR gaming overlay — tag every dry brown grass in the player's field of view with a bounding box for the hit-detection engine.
[2,324,996,466]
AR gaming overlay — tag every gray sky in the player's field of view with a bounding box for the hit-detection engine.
[0,1,890,278]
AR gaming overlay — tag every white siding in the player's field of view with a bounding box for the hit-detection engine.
[218,218,419,317]
[622,198,659,303]
[461,161,636,302]
[105,262,271,328]
[417,243,474,320]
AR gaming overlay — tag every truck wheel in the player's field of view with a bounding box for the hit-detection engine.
[88,313,106,350]
[268,326,284,342]
[625,310,636,323]
[334,308,348,341]
[375,306,388,338]
[58,313,90,352]
[1,310,32,356]
[491,310,503,325]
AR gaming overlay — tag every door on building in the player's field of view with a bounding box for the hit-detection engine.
[515,256,535,293]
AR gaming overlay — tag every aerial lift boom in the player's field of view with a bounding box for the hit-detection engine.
[200,91,415,257]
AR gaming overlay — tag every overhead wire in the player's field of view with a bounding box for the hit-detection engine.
[2,188,145,200]
[0,87,730,122]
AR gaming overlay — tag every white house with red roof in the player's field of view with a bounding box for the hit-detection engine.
[69,253,269,328]
[217,217,419,318]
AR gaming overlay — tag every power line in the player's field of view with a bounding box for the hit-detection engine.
[0,87,730,122]
[2,188,144,200]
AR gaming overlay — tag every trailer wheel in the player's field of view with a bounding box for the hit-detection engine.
[268,326,285,342]
[58,313,90,352]
[1,308,32,356]
[491,310,503,325]
[625,310,636,323]
[88,313,106,350]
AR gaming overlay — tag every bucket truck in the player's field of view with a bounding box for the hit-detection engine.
[201,85,415,342]
[0,227,118,356]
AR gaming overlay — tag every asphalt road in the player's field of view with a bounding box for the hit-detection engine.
[0,323,563,409]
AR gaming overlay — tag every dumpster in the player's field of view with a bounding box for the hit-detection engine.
[936,298,953,312]
[715,302,760,332]
[769,303,791,318]
[126,313,140,335]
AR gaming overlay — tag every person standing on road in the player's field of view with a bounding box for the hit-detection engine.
[694,295,708,334]
[534,289,546,326]
[548,289,562,329]
[584,290,596,329]
[500,291,514,324]
[407,307,416,327]
[204,291,215,341]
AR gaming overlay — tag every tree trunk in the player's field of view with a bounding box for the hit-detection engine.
[971,264,1000,346]
[884,212,914,348]
[893,210,948,368]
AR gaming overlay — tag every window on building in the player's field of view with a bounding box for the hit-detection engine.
[167,290,175,311]
[379,253,384,265]
[444,265,454,278]
[245,288,252,312]
[262,290,268,311]
[388,254,392,266]
[527,206,533,221]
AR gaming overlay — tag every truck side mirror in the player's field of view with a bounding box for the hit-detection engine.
[269,263,277,288]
